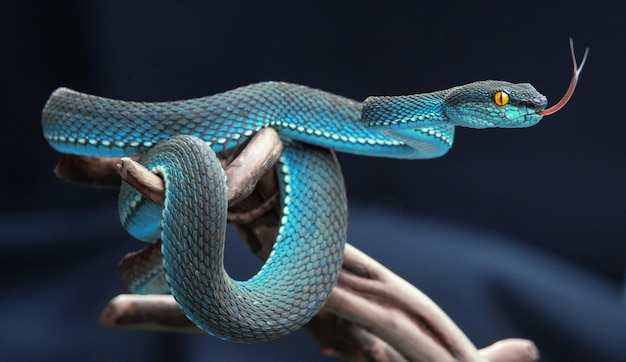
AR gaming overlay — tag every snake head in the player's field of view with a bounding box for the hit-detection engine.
[443,80,547,129]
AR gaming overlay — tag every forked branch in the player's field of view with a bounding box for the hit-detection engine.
[57,128,538,362]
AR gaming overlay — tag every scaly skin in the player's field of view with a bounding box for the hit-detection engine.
[41,80,547,342]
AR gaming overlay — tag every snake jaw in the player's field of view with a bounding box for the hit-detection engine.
[517,110,544,128]
[504,94,547,127]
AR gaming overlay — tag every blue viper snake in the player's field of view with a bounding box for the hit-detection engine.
[41,40,587,343]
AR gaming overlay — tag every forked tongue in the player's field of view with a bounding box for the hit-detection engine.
[537,38,589,116]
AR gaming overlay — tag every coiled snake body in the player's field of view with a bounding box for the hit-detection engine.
[42,80,552,342]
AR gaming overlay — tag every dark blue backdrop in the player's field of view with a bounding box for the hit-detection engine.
[2,1,625,361]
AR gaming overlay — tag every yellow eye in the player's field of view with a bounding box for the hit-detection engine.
[494,91,509,106]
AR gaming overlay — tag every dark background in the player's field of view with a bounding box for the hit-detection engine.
[2,1,625,361]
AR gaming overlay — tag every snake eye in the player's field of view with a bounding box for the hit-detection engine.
[493,91,510,106]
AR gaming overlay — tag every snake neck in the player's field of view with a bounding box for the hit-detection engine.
[360,90,453,158]
[361,90,448,128]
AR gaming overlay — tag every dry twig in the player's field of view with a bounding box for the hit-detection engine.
[56,128,538,362]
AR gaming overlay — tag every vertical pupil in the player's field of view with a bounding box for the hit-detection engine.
[495,91,506,105]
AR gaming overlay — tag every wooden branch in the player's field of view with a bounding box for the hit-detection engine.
[54,154,125,188]
[222,127,283,205]
[306,309,410,362]
[100,294,201,334]
[53,128,537,361]
[113,128,283,207]
[325,244,480,361]
[478,339,539,362]
[53,127,282,201]
[100,257,538,362]
[117,158,165,205]
[87,129,538,361]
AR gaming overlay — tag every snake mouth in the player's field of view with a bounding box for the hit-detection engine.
[525,107,544,118]
[511,96,548,113]
[508,97,547,126]
[503,102,544,128]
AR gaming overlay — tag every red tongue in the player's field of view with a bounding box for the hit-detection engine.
[537,38,589,116]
